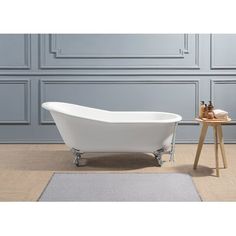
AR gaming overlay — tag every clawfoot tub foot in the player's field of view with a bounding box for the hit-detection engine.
[71,148,83,167]
[153,149,164,167]
[155,155,163,167]
[74,157,80,167]
[153,122,178,166]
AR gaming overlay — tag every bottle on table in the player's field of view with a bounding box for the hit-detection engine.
[207,101,214,119]
[203,104,208,118]
[199,101,205,119]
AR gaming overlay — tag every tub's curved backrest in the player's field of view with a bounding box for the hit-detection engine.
[42,102,111,122]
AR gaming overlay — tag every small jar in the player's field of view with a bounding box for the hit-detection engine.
[207,111,214,119]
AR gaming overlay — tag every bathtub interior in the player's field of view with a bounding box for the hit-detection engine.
[42,102,182,123]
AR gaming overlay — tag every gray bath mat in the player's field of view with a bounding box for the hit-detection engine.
[39,173,201,202]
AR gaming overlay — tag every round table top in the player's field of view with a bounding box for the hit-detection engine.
[195,117,231,123]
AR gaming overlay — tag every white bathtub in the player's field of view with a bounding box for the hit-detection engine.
[42,102,182,166]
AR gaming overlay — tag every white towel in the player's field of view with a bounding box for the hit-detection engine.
[213,109,228,119]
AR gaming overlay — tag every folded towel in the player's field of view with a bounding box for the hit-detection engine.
[213,109,229,119]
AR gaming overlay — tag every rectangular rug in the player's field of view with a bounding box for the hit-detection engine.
[39,173,201,202]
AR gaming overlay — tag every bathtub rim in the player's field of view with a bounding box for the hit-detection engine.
[42,102,182,124]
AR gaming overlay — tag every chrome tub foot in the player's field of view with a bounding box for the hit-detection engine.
[71,148,83,167]
[153,149,164,166]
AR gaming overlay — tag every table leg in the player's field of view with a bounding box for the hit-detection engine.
[193,123,208,169]
[217,124,227,168]
[214,125,220,177]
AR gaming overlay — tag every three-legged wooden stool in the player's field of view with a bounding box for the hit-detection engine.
[193,118,231,177]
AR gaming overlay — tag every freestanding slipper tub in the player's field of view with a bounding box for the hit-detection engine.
[42,102,182,167]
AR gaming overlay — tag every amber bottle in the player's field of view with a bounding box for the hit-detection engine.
[207,101,214,119]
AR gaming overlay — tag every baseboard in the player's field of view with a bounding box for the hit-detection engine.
[0,140,64,144]
[0,139,236,144]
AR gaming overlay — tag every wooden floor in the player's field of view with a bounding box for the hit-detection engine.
[0,144,236,201]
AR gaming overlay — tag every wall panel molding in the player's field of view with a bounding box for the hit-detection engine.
[50,34,190,59]
[39,34,200,70]
[0,79,30,124]
[210,34,236,69]
[0,35,31,69]
[210,79,236,124]
[39,79,199,125]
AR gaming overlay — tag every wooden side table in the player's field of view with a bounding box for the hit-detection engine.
[193,118,231,177]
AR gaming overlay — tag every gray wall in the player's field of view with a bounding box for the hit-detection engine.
[0,34,236,143]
